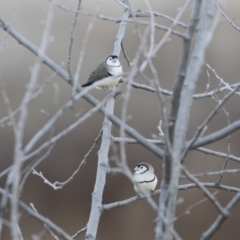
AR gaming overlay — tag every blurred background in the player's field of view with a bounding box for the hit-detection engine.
[1,0,240,239]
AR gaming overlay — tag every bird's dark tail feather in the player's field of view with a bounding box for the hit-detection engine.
[81,82,92,87]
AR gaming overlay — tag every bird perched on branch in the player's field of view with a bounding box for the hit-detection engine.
[82,55,122,89]
[133,163,158,196]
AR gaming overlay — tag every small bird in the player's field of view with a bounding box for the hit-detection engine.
[133,163,158,196]
[82,55,122,89]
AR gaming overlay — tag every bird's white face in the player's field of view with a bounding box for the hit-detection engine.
[106,55,120,67]
[134,164,148,175]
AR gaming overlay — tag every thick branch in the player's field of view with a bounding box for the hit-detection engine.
[85,9,130,240]
[156,1,217,239]
[168,0,201,143]
[201,191,240,240]
[85,99,115,240]
[156,1,203,239]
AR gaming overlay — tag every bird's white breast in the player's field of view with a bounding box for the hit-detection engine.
[133,173,158,195]
[107,65,122,76]
[93,65,122,89]
[95,76,121,89]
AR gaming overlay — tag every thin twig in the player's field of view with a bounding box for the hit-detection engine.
[181,166,228,216]
[24,97,108,162]
[67,0,82,81]
[33,130,102,190]
[215,3,240,32]
[72,226,87,239]
[30,203,59,240]
[19,145,55,195]
[121,40,131,67]
[183,82,240,159]
[120,79,240,99]
[196,147,240,163]
[181,168,240,178]
[0,188,72,240]
[72,3,99,94]
[175,191,218,222]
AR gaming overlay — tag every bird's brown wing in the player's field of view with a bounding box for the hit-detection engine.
[82,61,109,87]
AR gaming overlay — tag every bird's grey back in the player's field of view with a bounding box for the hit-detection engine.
[87,61,109,84]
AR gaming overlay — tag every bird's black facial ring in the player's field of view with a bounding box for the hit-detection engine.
[105,55,120,67]
[137,164,148,174]
[138,164,149,170]
[108,55,118,59]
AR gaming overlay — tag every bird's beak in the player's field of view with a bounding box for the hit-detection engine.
[134,166,138,171]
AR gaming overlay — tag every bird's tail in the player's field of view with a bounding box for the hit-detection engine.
[81,82,91,87]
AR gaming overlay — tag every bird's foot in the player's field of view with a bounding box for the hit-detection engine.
[136,194,141,200]
[113,90,122,98]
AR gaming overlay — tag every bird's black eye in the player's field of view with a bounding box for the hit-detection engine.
[140,166,143,169]
[109,57,112,60]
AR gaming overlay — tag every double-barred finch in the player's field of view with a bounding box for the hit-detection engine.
[133,163,158,196]
[82,55,122,89]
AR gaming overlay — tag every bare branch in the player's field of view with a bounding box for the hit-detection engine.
[201,191,240,240]
[206,64,240,95]
[120,78,240,100]
[102,183,240,211]
[196,147,240,163]
[192,119,240,149]
[173,0,217,156]
[112,136,165,145]
[112,137,240,163]
[0,16,164,160]
[48,0,186,37]
[0,69,61,126]
[121,41,131,67]
[19,145,55,195]
[181,166,228,216]
[85,7,130,240]
[168,0,201,143]
[183,82,240,158]
[72,4,99,94]
[24,96,107,161]
[6,2,56,239]
[72,226,87,239]
[85,98,115,240]
[30,203,59,240]
[156,1,203,239]
[181,168,240,178]
[32,130,102,190]
[67,0,82,80]
[175,192,218,222]
[157,1,218,239]
[215,3,240,32]
[24,83,104,154]
[134,10,188,28]
[0,188,72,240]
